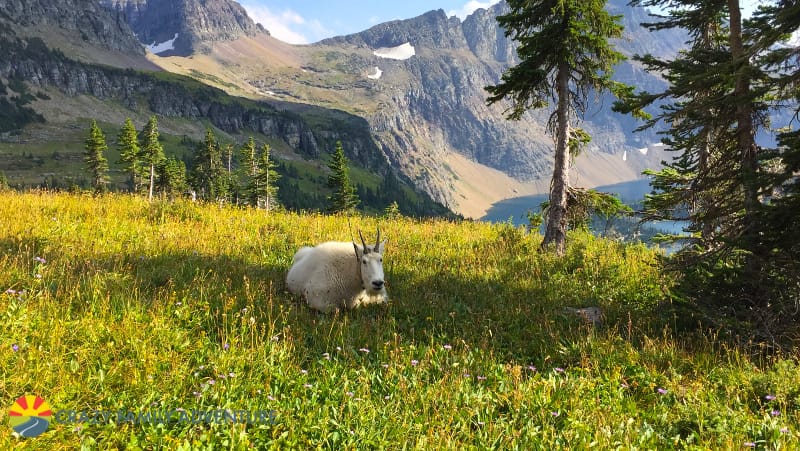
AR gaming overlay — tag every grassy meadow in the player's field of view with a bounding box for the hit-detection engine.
[1,191,798,449]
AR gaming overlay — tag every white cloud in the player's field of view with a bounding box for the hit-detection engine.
[240,3,313,44]
[447,0,502,20]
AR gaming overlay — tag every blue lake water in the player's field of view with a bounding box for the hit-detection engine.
[482,179,653,224]
[481,178,689,237]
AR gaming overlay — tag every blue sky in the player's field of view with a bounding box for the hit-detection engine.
[238,1,502,44]
[238,1,773,45]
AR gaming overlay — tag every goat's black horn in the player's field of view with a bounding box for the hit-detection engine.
[375,227,381,250]
[358,230,369,253]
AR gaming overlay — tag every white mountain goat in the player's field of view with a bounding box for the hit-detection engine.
[286,229,388,313]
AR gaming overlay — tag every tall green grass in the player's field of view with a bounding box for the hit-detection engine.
[1,191,797,449]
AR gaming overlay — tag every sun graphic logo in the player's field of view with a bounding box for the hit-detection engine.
[8,395,52,438]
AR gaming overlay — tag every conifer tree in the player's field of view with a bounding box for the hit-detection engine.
[616,0,800,338]
[616,1,773,263]
[239,136,259,206]
[84,120,110,193]
[239,137,281,210]
[191,128,227,203]
[156,157,188,199]
[255,143,281,211]
[117,117,143,193]
[486,0,629,255]
[140,115,165,201]
[326,141,359,213]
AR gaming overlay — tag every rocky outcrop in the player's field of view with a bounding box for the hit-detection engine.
[0,0,144,55]
[0,35,392,170]
[306,1,683,207]
[100,0,263,56]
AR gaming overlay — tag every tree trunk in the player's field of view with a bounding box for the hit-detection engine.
[148,163,155,202]
[728,0,759,248]
[542,62,571,255]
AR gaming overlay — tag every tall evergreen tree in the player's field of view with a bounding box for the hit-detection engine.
[616,0,800,339]
[255,143,281,211]
[239,137,281,210]
[140,115,165,201]
[84,120,110,193]
[616,1,775,262]
[191,128,228,203]
[117,117,143,193]
[326,141,359,213]
[239,136,259,206]
[486,0,628,255]
[156,157,188,199]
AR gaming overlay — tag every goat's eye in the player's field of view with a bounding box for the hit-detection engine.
[362,259,367,264]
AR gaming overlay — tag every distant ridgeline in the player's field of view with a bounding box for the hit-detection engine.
[0,35,453,218]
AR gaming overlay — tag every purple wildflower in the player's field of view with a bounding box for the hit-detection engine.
[268,395,275,401]
[551,411,560,417]
[346,391,354,397]
[359,348,370,353]
[744,442,756,448]
[477,376,487,381]
[411,359,419,366]
[34,257,46,264]
[765,395,777,401]
[771,410,781,417]
[223,343,229,350]
[780,427,789,434]
[12,344,19,352]
[657,388,668,395]
[554,367,564,373]
[443,344,452,350]
[526,365,537,372]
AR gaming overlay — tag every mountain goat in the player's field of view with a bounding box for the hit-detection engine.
[286,229,388,313]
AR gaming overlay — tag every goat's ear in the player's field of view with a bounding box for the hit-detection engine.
[376,239,387,254]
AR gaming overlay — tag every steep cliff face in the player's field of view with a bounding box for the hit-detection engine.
[100,0,264,56]
[1,0,685,216]
[0,0,145,60]
[308,1,680,208]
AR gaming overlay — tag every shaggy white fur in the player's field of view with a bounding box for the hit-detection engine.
[287,238,388,313]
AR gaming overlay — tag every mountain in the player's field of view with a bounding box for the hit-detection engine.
[0,0,155,69]
[147,0,682,216]
[0,0,685,218]
[100,0,264,56]
[0,0,452,217]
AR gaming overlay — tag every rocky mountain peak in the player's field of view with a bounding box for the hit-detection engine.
[100,0,263,56]
[0,0,144,56]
